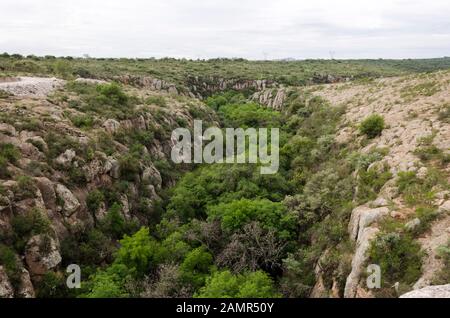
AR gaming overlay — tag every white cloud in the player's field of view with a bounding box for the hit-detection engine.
[0,0,449,59]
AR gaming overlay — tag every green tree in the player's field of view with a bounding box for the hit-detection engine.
[195,270,280,298]
[179,246,213,289]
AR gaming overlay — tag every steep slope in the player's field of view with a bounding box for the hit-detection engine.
[309,71,450,297]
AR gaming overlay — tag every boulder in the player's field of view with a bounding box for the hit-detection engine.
[0,266,14,298]
[17,268,35,298]
[349,206,389,241]
[103,119,121,134]
[34,177,56,211]
[25,235,61,276]
[55,149,76,167]
[371,197,389,208]
[400,284,450,298]
[438,201,450,214]
[405,218,421,231]
[142,164,162,189]
[55,184,80,216]
[0,123,17,136]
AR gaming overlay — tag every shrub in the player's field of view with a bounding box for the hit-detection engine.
[11,208,51,252]
[368,232,422,286]
[357,163,392,203]
[114,227,164,276]
[70,114,95,129]
[0,244,21,288]
[359,114,385,138]
[179,246,213,289]
[53,60,73,78]
[86,190,105,213]
[100,203,137,239]
[432,241,450,285]
[95,83,128,106]
[36,272,72,298]
[207,198,295,239]
[0,143,20,163]
[195,270,280,298]
[145,96,167,107]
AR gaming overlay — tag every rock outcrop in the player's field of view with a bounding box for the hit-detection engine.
[400,284,450,298]
[24,235,62,276]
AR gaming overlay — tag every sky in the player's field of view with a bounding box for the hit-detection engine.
[1,0,450,60]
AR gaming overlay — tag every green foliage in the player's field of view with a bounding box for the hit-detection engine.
[69,114,95,129]
[61,228,114,268]
[11,208,51,253]
[433,240,450,285]
[145,95,167,107]
[66,82,136,120]
[396,170,444,206]
[53,60,73,78]
[359,114,385,138]
[218,102,282,128]
[36,272,72,298]
[86,189,105,213]
[356,163,392,203]
[83,263,132,298]
[167,163,290,221]
[207,198,295,238]
[0,244,21,288]
[179,246,213,289]
[0,143,20,177]
[195,270,280,298]
[0,143,20,163]
[100,203,137,239]
[114,227,163,276]
[368,232,422,285]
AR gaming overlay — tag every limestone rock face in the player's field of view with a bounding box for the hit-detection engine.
[55,184,80,216]
[344,227,379,298]
[17,268,35,298]
[55,149,76,167]
[142,164,162,189]
[252,88,287,110]
[438,201,450,214]
[405,218,421,231]
[35,177,57,211]
[400,285,450,298]
[0,266,14,298]
[25,235,62,276]
[103,119,121,134]
[349,206,389,241]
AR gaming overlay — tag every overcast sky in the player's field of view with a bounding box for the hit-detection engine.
[1,0,450,59]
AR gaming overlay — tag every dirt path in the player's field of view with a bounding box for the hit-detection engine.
[0,77,65,98]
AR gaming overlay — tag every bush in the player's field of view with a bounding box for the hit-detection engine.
[114,227,163,276]
[207,198,295,239]
[145,96,167,107]
[195,270,280,298]
[11,208,51,252]
[0,244,21,288]
[359,114,385,138]
[69,114,95,129]
[368,232,422,286]
[0,143,20,163]
[179,246,213,289]
[100,203,137,239]
[86,190,105,213]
